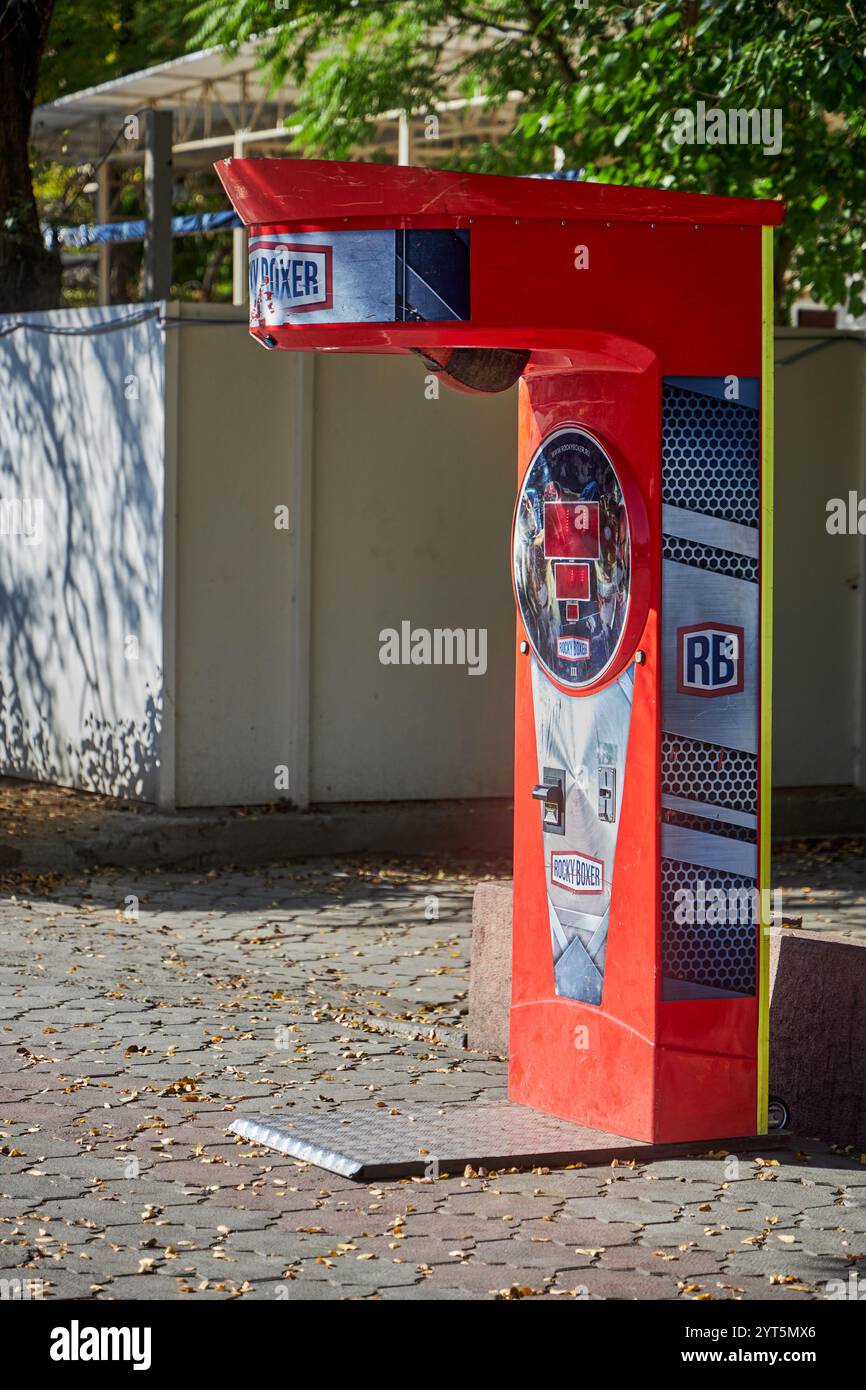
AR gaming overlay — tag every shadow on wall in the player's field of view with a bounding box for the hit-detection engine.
[0,678,162,799]
[0,308,165,800]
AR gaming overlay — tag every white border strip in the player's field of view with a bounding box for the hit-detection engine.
[663,503,759,559]
[662,792,757,830]
[662,824,757,877]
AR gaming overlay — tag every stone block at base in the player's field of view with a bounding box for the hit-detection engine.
[466,881,513,1054]
[769,928,866,1150]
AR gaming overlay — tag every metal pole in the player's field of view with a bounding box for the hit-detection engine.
[143,109,173,301]
[397,110,411,166]
[96,163,110,306]
[232,130,249,306]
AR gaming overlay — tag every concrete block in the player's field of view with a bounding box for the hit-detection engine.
[467,881,513,1054]
[769,928,866,1149]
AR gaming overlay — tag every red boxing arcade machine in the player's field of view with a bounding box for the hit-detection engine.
[217,157,784,1157]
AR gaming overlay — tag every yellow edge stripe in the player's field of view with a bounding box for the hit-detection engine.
[757,225,774,1135]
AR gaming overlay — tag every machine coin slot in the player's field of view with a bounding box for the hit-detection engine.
[532,767,566,835]
[597,765,617,823]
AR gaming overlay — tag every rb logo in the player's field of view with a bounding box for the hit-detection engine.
[677,623,744,697]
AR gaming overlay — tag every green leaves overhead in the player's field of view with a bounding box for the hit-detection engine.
[184,1,866,319]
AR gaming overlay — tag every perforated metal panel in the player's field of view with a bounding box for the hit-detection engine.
[661,858,757,998]
[662,534,758,583]
[661,734,757,815]
[661,378,759,1001]
[662,384,759,526]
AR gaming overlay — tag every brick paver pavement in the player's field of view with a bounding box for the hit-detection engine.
[1,860,864,1301]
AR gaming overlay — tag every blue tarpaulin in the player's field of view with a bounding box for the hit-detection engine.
[48,208,242,250]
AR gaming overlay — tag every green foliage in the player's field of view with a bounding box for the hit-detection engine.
[39,0,190,102]
[188,0,866,320]
[36,0,217,304]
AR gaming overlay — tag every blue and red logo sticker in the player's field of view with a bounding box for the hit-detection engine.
[677,622,744,697]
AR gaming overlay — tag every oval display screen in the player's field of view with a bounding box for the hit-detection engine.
[513,425,631,689]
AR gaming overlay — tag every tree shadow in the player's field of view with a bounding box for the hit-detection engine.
[0,307,164,798]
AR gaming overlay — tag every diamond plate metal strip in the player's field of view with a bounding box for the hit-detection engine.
[230,1116,363,1178]
[230,1103,787,1180]
[233,1108,638,1180]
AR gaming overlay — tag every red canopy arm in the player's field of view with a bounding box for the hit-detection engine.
[216,158,785,232]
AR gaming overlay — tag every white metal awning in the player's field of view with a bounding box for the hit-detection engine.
[32,33,523,168]
[32,38,301,160]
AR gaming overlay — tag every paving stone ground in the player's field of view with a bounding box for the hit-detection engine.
[1,857,864,1302]
[774,840,866,939]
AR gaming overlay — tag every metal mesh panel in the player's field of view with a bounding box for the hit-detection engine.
[662,535,758,583]
[662,384,759,525]
[661,734,757,815]
[661,858,757,997]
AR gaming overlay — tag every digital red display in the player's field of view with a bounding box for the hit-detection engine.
[554,562,592,601]
[543,501,600,560]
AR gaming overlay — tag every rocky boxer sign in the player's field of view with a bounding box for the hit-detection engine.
[248,239,332,314]
[550,850,604,894]
[248,228,471,329]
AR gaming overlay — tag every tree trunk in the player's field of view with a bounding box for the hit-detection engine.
[0,0,62,312]
[201,239,229,301]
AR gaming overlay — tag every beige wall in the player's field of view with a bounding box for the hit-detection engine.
[773,331,866,786]
[309,353,516,801]
[10,309,862,809]
[170,316,866,805]
[172,304,302,806]
[171,309,516,806]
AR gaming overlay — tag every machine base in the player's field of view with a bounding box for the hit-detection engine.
[229,1102,789,1182]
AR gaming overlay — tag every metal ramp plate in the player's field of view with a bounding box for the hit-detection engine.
[230,1101,787,1181]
